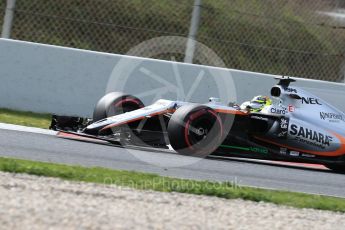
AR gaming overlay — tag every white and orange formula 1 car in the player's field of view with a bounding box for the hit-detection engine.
[51,77,345,172]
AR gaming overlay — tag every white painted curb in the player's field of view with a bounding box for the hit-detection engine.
[0,123,57,135]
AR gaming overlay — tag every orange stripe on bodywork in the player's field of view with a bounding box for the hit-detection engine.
[100,109,175,131]
[255,132,345,157]
[214,109,247,116]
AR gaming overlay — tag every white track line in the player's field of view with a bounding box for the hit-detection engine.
[0,123,57,135]
[210,155,327,170]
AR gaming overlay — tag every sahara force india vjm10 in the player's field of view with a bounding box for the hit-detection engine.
[51,77,345,172]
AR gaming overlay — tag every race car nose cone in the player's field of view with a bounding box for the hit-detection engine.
[83,127,99,135]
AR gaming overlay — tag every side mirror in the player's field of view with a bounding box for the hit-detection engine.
[288,94,301,100]
[271,86,281,97]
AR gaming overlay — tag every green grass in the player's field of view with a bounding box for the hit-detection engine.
[0,108,51,129]
[1,156,345,213]
[0,108,344,212]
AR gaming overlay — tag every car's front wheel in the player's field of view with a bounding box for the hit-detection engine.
[167,104,223,157]
[86,92,144,136]
[93,92,144,122]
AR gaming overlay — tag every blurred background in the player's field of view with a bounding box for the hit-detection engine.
[1,0,345,82]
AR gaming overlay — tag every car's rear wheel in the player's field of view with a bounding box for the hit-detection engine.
[167,104,223,157]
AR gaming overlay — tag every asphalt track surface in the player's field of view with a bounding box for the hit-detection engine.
[1,126,345,198]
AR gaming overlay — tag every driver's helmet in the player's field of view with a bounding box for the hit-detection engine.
[240,95,272,112]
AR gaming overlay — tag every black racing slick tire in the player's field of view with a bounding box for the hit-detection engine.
[167,104,223,157]
[93,92,144,122]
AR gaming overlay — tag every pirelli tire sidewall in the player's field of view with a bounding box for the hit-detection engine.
[167,104,223,157]
[93,92,144,122]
